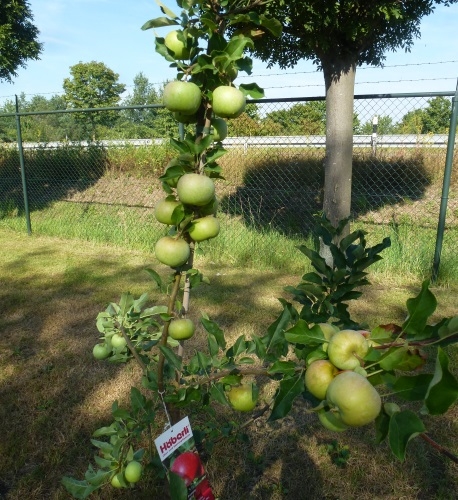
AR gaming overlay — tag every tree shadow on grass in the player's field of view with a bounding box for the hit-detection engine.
[0,244,298,499]
[0,144,108,218]
[219,150,432,237]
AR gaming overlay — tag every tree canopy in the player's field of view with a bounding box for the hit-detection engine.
[0,0,43,83]
[252,0,458,238]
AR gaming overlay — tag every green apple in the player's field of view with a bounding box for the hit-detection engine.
[316,323,340,352]
[174,111,198,124]
[327,329,369,370]
[305,360,338,400]
[111,473,124,488]
[317,409,349,432]
[169,318,195,340]
[326,371,381,427]
[92,343,111,360]
[163,81,201,115]
[154,198,181,225]
[155,236,190,267]
[188,216,220,242]
[227,384,258,412]
[111,333,127,349]
[177,173,215,206]
[199,196,219,216]
[164,30,191,60]
[212,86,246,119]
[211,118,228,141]
[124,461,142,483]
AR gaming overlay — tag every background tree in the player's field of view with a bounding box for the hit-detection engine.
[265,101,326,135]
[421,96,451,134]
[63,61,126,138]
[122,72,161,128]
[253,0,458,240]
[0,0,42,83]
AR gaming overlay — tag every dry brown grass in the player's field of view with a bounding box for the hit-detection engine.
[0,228,457,500]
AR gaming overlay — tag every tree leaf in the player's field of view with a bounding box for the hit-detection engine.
[210,382,229,406]
[159,346,182,371]
[379,346,425,372]
[284,320,324,345]
[61,477,98,499]
[239,82,264,99]
[269,374,305,421]
[141,17,179,30]
[267,360,298,376]
[201,316,226,349]
[402,280,437,337]
[168,471,188,500]
[388,410,425,461]
[393,374,433,401]
[424,347,458,415]
[131,387,146,413]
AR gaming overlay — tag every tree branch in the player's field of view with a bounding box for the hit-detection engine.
[420,433,458,464]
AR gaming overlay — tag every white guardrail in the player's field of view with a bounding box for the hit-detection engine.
[14,134,449,151]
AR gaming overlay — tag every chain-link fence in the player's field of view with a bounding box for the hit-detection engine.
[1,91,457,273]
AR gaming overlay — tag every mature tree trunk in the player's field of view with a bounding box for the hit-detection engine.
[319,58,356,264]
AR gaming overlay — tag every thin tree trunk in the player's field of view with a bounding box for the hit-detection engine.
[320,58,356,264]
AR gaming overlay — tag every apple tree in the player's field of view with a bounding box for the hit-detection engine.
[62,2,458,498]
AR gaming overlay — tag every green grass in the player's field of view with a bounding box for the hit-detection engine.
[0,228,457,500]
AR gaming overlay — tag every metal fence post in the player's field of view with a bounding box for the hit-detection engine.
[432,79,458,282]
[15,95,32,235]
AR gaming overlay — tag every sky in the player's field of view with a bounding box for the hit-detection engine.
[1,0,458,106]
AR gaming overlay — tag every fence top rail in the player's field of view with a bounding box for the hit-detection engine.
[0,90,455,118]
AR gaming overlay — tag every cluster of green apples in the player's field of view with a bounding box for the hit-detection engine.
[92,330,128,360]
[162,27,245,141]
[153,172,220,268]
[111,460,143,489]
[305,325,382,431]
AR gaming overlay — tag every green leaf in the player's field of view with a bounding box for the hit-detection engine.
[119,292,134,316]
[90,439,113,453]
[264,301,294,355]
[388,410,425,461]
[141,305,169,318]
[92,423,117,438]
[141,17,180,30]
[259,15,282,37]
[393,374,434,401]
[424,347,458,415]
[267,361,298,376]
[402,280,437,337]
[159,346,182,371]
[131,387,146,413]
[61,477,97,499]
[379,346,425,372]
[375,409,390,444]
[269,374,305,421]
[210,382,229,406]
[201,316,226,349]
[157,1,179,20]
[168,471,188,500]
[284,320,324,345]
[85,468,113,486]
[226,335,247,358]
[238,82,264,99]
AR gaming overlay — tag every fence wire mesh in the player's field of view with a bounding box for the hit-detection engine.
[0,93,457,268]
